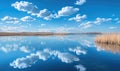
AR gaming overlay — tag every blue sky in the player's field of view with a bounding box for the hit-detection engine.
[0,0,120,32]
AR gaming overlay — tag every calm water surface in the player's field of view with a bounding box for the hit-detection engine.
[0,35,120,71]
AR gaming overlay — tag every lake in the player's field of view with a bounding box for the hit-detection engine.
[0,35,120,71]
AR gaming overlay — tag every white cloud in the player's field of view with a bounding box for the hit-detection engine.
[69,46,86,55]
[109,27,117,29]
[81,40,92,47]
[0,26,27,32]
[57,52,80,63]
[11,1,53,20]
[116,20,120,24]
[37,9,53,20]
[96,46,105,52]
[11,1,39,15]
[53,27,75,33]
[1,15,36,24]
[43,48,59,56]
[113,18,120,23]
[39,24,46,27]
[20,16,36,22]
[0,44,18,53]
[0,36,23,42]
[79,21,92,29]
[78,17,116,29]
[69,14,87,22]
[57,6,79,17]
[10,50,50,69]
[78,17,114,29]
[43,14,54,20]
[43,49,80,63]
[1,16,19,24]
[20,46,31,53]
[0,43,34,53]
[36,51,50,61]
[94,17,112,24]
[12,1,80,20]
[75,64,86,71]
[10,53,39,69]
[114,18,119,21]
[10,48,81,69]
[75,0,86,5]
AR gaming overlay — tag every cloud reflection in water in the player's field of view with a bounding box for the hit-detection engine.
[0,36,88,70]
[96,42,120,53]
[10,48,81,69]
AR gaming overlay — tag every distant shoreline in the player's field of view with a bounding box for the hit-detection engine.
[0,32,102,36]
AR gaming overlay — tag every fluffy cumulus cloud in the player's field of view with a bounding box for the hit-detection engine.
[75,64,86,71]
[11,1,80,20]
[20,16,36,22]
[10,53,39,69]
[69,14,87,22]
[11,1,54,20]
[57,52,80,63]
[75,0,86,5]
[36,51,50,61]
[41,6,80,20]
[94,17,112,24]
[79,21,92,29]
[43,49,80,63]
[10,50,50,69]
[69,46,86,55]
[10,48,81,69]
[0,43,34,53]
[11,1,39,15]
[57,6,79,17]
[1,16,19,24]
[37,9,53,20]
[78,17,114,29]
[1,15,35,24]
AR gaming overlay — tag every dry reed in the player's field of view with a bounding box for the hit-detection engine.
[95,42,120,53]
[95,33,120,45]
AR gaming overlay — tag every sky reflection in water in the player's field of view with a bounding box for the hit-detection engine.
[0,35,120,71]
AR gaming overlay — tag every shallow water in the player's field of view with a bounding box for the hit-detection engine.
[0,35,120,71]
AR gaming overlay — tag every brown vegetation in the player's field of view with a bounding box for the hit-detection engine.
[95,33,120,53]
[95,42,120,53]
[95,33,120,45]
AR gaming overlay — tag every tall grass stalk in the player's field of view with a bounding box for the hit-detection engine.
[95,33,120,45]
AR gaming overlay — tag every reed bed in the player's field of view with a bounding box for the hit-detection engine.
[95,33,120,45]
[95,42,120,53]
